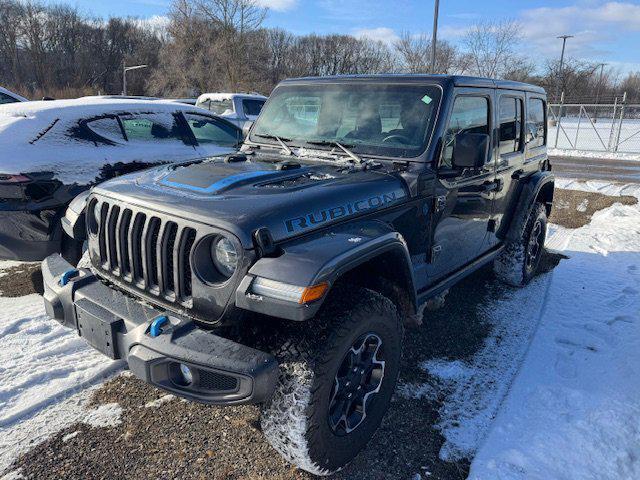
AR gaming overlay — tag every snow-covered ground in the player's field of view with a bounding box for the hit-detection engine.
[0,277,123,472]
[548,117,640,155]
[548,148,640,162]
[402,180,640,479]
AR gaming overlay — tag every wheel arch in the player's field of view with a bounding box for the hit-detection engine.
[236,221,417,322]
[501,171,554,242]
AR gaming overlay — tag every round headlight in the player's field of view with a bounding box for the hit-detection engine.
[212,237,238,278]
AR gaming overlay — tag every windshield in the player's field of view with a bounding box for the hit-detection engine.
[197,98,234,115]
[250,83,441,158]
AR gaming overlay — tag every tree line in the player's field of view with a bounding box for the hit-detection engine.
[1,0,639,103]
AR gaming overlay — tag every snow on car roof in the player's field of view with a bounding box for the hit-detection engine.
[196,92,267,103]
[0,97,191,119]
[0,97,198,146]
[0,98,210,184]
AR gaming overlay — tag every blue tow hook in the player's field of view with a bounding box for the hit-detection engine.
[149,315,169,338]
[59,269,79,286]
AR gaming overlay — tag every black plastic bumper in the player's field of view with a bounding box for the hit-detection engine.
[42,254,279,405]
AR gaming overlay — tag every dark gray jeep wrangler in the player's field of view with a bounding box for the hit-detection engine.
[42,75,553,475]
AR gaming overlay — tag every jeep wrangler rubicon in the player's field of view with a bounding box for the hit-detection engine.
[42,75,552,475]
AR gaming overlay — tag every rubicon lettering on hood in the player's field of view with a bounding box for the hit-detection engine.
[284,189,406,233]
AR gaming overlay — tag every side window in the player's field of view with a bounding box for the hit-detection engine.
[197,98,234,115]
[242,99,265,117]
[184,114,239,147]
[0,92,19,104]
[85,117,126,144]
[527,98,546,148]
[120,113,188,145]
[441,96,489,168]
[499,96,523,155]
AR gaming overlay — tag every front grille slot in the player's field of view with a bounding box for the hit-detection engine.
[130,212,146,284]
[178,228,196,300]
[93,200,196,307]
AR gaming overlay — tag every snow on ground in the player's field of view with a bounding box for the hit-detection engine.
[0,266,124,471]
[549,148,640,161]
[547,118,640,155]
[470,192,640,479]
[402,182,640,479]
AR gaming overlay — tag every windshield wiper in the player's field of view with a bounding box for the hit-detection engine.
[306,140,363,165]
[254,133,298,157]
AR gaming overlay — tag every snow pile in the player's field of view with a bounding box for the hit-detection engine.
[0,292,123,428]
[469,195,640,478]
[0,274,124,470]
[548,148,640,161]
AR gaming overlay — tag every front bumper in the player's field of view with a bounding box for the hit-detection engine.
[42,254,279,405]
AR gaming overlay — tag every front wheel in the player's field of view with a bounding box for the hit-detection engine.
[260,288,403,475]
[494,202,547,287]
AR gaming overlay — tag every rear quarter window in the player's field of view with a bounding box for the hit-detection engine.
[527,98,546,148]
[120,113,189,145]
[242,99,265,116]
[85,117,126,144]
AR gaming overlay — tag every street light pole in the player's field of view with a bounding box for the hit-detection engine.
[122,64,148,96]
[555,35,573,101]
[430,0,440,73]
[593,62,606,123]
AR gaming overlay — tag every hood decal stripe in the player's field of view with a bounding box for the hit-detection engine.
[160,170,274,193]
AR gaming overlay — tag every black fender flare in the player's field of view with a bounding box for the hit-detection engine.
[235,219,416,321]
[503,171,554,243]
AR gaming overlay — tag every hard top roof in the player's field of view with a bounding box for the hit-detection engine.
[280,74,546,94]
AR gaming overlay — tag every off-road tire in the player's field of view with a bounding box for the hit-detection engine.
[494,202,547,287]
[260,287,403,476]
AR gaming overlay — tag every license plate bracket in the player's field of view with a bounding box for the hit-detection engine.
[76,300,121,359]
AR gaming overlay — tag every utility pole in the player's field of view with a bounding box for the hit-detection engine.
[122,64,148,96]
[430,0,440,74]
[555,35,573,101]
[594,63,606,123]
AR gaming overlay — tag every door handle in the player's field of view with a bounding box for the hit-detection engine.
[481,179,503,193]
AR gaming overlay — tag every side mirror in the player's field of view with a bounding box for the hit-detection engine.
[452,132,490,169]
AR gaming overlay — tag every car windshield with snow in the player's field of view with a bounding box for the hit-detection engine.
[41,75,553,476]
[0,98,242,261]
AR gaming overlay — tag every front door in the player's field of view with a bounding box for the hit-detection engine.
[427,90,496,281]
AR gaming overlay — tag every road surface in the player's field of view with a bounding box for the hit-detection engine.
[550,155,640,183]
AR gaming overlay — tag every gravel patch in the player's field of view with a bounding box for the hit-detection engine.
[550,189,637,229]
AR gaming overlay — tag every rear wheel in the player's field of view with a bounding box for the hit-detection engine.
[260,288,402,475]
[494,202,547,286]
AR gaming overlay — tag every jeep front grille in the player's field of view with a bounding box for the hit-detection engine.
[91,199,196,306]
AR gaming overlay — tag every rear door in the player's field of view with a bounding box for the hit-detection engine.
[428,88,496,280]
[491,92,547,242]
[487,90,526,249]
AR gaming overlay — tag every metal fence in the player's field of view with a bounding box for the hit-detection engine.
[548,93,640,154]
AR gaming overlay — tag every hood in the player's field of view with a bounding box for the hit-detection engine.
[92,156,409,247]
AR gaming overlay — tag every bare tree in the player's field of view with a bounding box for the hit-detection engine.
[463,20,520,78]
[394,32,467,74]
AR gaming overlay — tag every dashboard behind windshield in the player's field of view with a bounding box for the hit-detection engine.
[250,83,442,158]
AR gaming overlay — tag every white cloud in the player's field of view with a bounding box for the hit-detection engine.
[352,27,400,46]
[256,0,298,12]
[519,2,640,58]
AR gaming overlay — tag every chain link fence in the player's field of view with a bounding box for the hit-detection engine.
[548,93,640,154]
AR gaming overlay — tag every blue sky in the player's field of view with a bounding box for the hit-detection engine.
[59,0,640,74]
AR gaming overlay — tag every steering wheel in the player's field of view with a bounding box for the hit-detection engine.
[382,134,411,144]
